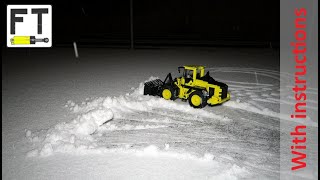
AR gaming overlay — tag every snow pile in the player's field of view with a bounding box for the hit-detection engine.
[66,95,229,122]
[141,117,192,125]
[25,76,238,160]
[139,146,215,162]
[26,108,113,157]
[27,77,231,158]
[99,144,217,163]
[94,145,251,179]
[65,75,230,122]
[27,130,218,163]
[75,108,113,135]
[99,123,167,131]
[102,95,226,119]
[133,145,215,162]
[209,164,251,180]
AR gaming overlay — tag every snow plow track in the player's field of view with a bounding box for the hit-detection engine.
[24,67,318,179]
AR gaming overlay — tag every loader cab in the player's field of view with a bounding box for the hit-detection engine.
[178,67,192,84]
[178,65,206,85]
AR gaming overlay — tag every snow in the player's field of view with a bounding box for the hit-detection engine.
[25,83,231,159]
[224,100,279,118]
[25,108,113,157]
[3,48,317,179]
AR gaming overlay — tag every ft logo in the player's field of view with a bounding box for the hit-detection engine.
[7,5,52,47]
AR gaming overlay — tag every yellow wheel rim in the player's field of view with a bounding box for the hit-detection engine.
[191,95,202,106]
[162,89,172,100]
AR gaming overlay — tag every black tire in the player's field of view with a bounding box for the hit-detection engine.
[188,91,207,108]
[161,85,177,100]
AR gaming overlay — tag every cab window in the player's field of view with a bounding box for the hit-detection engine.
[184,70,193,79]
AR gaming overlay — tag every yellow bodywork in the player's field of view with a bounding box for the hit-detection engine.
[174,65,230,105]
[10,36,31,45]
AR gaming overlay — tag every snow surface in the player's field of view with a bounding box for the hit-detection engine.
[24,80,231,158]
[2,48,317,179]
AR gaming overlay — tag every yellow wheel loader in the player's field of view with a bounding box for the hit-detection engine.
[143,65,230,108]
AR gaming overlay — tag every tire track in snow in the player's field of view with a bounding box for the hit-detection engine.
[207,67,317,126]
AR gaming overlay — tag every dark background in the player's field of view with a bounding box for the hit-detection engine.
[1,0,279,48]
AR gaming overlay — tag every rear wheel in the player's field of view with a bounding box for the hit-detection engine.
[188,91,207,108]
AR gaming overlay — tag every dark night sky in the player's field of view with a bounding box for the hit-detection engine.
[2,0,279,47]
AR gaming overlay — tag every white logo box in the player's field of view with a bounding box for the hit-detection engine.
[7,5,52,47]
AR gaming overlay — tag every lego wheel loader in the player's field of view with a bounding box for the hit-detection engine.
[143,65,230,108]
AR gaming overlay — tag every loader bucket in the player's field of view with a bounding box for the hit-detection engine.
[144,79,163,96]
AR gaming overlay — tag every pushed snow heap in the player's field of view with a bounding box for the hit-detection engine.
[26,77,230,157]
[75,108,114,135]
[67,77,229,120]
[27,108,114,156]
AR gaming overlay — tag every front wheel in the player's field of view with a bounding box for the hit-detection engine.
[161,86,177,100]
[188,91,207,108]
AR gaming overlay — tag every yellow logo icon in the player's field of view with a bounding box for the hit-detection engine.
[10,36,49,45]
